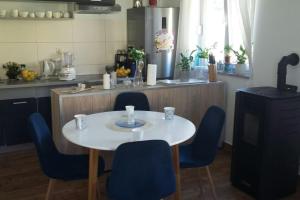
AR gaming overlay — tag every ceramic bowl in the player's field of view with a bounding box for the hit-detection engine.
[35,11,45,18]
[19,11,29,18]
[0,10,6,17]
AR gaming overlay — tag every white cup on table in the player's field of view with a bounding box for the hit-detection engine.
[125,105,135,125]
[74,114,87,130]
[164,107,175,120]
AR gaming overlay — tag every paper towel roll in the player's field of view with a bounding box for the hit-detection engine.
[147,64,157,86]
[103,73,110,90]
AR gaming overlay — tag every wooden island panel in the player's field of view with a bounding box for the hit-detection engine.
[52,82,225,155]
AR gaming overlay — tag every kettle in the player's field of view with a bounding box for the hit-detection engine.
[43,60,55,79]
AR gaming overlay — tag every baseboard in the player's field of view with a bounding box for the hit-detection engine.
[0,143,34,154]
[223,142,232,152]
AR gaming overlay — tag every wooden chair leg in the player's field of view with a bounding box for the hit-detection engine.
[45,179,56,200]
[205,166,217,200]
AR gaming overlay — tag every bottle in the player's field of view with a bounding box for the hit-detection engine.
[208,54,217,82]
[103,73,110,90]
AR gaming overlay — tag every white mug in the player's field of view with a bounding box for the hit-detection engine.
[164,107,175,120]
[126,105,135,124]
[53,11,61,19]
[36,11,45,18]
[29,12,35,18]
[0,9,7,17]
[19,11,29,18]
[11,9,18,18]
[74,114,87,130]
[46,11,53,18]
[77,83,86,90]
[63,11,70,18]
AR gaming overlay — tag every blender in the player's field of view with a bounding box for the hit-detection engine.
[59,52,76,81]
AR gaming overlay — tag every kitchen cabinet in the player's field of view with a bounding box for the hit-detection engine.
[37,97,52,133]
[0,98,37,146]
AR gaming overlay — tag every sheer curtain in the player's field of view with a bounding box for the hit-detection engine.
[228,0,257,76]
[176,0,201,58]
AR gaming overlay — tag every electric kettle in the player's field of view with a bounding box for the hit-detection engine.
[42,60,55,79]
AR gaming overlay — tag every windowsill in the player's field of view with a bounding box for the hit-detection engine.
[218,71,250,79]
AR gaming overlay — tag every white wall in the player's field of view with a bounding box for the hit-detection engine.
[0,0,180,79]
[221,0,300,144]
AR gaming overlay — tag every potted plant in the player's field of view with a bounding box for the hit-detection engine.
[2,62,25,80]
[231,45,248,75]
[176,50,196,80]
[224,45,232,64]
[196,46,210,66]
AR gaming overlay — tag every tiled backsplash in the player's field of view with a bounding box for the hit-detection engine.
[0,0,180,79]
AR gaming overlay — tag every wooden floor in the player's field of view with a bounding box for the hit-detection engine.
[0,148,300,200]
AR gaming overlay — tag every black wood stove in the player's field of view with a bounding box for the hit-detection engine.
[231,54,300,199]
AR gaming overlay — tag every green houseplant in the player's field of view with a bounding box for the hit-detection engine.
[231,45,247,64]
[176,50,196,80]
[196,46,210,66]
[176,50,196,71]
[128,47,145,61]
[2,62,25,80]
[231,45,248,74]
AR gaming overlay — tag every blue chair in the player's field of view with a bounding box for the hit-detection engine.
[113,92,150,111]
[179,106,225,199]
[107,140,176,200]
[28,113,105,200]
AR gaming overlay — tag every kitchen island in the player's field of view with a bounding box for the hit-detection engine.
[51,81,225,155]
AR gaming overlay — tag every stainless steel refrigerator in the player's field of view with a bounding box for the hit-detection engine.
[127,7,180,79]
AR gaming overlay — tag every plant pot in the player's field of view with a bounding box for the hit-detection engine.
[180,70,190,81]
[6,71,19,80]
[199,58,208,66]
[235,64,248,75]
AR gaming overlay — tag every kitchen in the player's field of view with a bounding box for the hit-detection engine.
[1,0,300,200]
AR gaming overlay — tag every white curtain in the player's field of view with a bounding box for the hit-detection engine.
[176,0,201,59]
[228,0,257,76]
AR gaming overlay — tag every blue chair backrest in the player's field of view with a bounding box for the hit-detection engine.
[28,113,60,177]
[192,106,225,164]
[113,92,150,111]
[107,140,176,200]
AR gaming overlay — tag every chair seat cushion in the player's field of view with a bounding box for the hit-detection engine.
[45,154,105,181]
[179,145,212,168]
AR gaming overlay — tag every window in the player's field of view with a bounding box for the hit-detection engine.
[201,0,244,63]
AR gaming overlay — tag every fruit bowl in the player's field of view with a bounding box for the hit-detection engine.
[116,66,131,78]
[21,69,38,81]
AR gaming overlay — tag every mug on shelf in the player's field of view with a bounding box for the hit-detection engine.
[0,9,7,17]
[36,11,45,18]
[53,11,62,19]
[46,11,53,18]
[11,9,19,18]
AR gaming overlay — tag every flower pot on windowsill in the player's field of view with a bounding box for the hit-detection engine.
[235,63,248,75]
[199,58,208,66]
[179,70,190,81]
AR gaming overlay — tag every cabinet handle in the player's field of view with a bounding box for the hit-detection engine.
[12,101,28,105]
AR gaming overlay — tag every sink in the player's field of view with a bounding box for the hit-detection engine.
[158,79,206,85]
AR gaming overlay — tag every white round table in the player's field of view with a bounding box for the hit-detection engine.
[62,111,196,200]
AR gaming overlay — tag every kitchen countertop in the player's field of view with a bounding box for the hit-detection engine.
[0,74,101,89]
[52,80,222,97]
